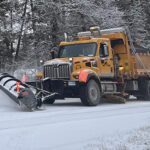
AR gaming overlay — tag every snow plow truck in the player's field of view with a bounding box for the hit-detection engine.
[0,26,150,110]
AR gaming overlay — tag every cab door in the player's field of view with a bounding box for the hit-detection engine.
[98,41,114,78]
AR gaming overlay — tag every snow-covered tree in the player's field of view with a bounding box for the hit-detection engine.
[0,0,150,72]
[116,0,150,49]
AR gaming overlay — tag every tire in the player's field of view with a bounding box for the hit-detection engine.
[136,96,143,100]
[80,79,101,106]
[138,79,150,100]
[43,98,55,104]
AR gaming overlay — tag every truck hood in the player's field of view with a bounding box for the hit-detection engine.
[44,57,95,66]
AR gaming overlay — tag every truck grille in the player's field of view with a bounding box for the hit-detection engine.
[44,64,70,79]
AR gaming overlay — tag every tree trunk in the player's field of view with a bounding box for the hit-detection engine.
[30,0,36,32]
[10,7,14,54]
[15,0,28,61]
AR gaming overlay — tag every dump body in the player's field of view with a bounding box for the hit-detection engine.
[134,52,150,76]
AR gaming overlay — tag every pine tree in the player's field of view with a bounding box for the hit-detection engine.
[116,0,149,49]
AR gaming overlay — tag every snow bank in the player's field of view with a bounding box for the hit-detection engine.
[84,126,150,150]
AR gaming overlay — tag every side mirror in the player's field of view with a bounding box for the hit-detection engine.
[50,47,59,59]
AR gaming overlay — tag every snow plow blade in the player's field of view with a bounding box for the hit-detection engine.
[0,73,38,111]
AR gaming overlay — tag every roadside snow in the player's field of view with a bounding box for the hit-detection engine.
[84,126,150,150]
[0,89,150,150]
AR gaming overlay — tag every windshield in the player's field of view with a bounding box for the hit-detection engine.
[59,43,97,58]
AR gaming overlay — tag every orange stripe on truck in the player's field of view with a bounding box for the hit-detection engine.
[79,70,89,83]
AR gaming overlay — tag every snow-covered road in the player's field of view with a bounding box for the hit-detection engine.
[0,89,150,150]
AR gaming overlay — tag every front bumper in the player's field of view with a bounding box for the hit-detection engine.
[42,78,80,99]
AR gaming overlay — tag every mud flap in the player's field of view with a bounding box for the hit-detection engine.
[0,73,38,111]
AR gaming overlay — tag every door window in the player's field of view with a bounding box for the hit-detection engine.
[100,43,109,58]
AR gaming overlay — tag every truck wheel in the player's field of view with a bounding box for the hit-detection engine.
[43,98,55,104]
[80,79,101,106]
[138,79,150,100]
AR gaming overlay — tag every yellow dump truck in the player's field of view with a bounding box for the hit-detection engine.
[42,26,150,105]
